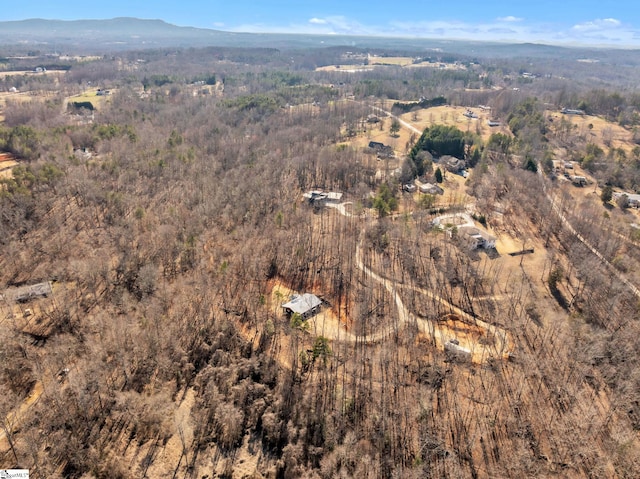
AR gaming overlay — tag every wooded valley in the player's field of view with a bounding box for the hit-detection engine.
[1,36,640,478]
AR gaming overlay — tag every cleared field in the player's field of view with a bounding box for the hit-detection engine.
[315,64,375,72]
[340,101,508,144]
[67,88,114,109]
[59,55,101,62]
[394,104,510,142]
[367,55,416,66]
[317,58,467,72]
[0,87,60,123]
[0,153,18,179]
[0,69,66,78]
[548,111,636,154]
[0,90,36,107]
[407,61,467,70]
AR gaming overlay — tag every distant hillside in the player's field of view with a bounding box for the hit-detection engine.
[0,17,249,51]
[0,17,638,63]
[0,17,377,52]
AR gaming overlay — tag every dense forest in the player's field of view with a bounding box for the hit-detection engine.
[1,40,640,478]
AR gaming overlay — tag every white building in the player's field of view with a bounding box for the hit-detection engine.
[282,294,322,319]
[458,226,497,250]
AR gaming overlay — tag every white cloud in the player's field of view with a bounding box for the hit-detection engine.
[389,19,528,41]
[230,15,372,36]
[572,18,621,31]
[497,16,523,23]
[319,16,372,34]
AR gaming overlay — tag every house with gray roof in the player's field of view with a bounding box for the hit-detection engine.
[613,191,640,207]
[419,183,444,195]
[282,293,322,319]
[303,190,343,207]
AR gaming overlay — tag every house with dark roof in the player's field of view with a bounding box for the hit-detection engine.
[368,141,394,158]
[561,108,585,116]
[4,281,53,303]
[441,155,466,173]
[303,190,343,206]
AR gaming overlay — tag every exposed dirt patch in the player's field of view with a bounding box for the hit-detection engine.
[0,380,43,452]
[144,389,196,479]
[438,313,486,340]
[424,313,507,364]
[270,281,349,341]
[0,152,18,179]
[0,70,66,78]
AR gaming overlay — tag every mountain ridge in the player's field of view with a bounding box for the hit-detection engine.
[0,17,240,51]
[0,17,636,59]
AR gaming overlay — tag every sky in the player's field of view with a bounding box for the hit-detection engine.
[4,0,640,47]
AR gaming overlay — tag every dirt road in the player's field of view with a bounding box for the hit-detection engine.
[538,166,640,299]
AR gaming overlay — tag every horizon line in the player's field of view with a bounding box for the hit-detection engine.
[1,16,640,50]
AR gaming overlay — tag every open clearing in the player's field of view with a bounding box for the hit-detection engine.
[317,58,467,72]
[392,104,510,142]
[0,90,37,120]
[367,55,416,66]
[0,70,66,78]
[315,64,376,73]
[270,272,512,365]
[265,199,518,365]
[548,111,637,154]
[67,88,113,110]
[0,153,18,179]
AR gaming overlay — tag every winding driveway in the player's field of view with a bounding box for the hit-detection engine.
[321,197,513,362]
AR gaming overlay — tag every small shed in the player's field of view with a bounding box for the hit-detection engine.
[282,294,322,319]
